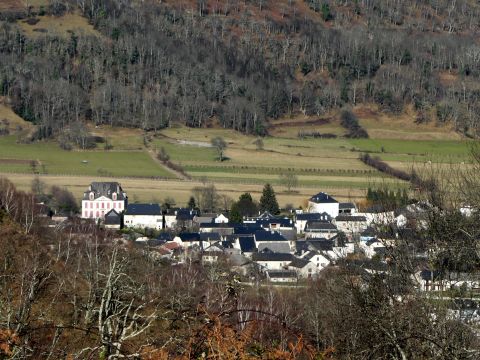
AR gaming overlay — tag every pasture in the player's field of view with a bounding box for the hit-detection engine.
[0,110,473,208]
[0,136,174,178]
[0,173,368,207]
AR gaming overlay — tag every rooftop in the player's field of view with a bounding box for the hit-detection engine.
[310,192,338,204]
[335,215,367,222]
[254,230,287,242]
[289,257,311,269]
[339,202,356,209]
[252,253,293,262]
[239,236,256,253]
[125,203,161,216]
[178,233,201,242]
[305,221,338,231]
[266,270,297,279]
[83,181,126,201]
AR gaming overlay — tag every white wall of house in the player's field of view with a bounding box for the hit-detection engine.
[360,241,385,258]
[82,196,125,220]
[332,244,355,259]
[268,275,297,283]
[124,214,162,230]
[164,215,177,229]
[335,220,367,234]
[215,214,229,223]
[301,253,330,270]
[358,211,395,226]
[304,231,337,240]
[308,202,339,218]
[256,260,290,271]
[295,220,308,234]
[291,262,322,278]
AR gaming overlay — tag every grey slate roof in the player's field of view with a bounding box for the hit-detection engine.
[307,239,334,251]
[267,270,297,278]
[258,243,291,253]
[305,221,338,231]
[200,222,239,229]
[303,251,323,261]
[335,215,367,222]
[104,209,121,225]
[289,257,311,269]
[199,232,221,242]
[178,233,201,242]
[310,192,338,204]
[239,236,256,252]
[83,182,126,200]
[296,213,322,221]
[252,253,293,262]
[125,203,161,216]
[339,202,356,209]
[254,230,287,242]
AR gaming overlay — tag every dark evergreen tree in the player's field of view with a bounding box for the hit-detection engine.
[230,192,258,222]
[259,184,279,214]
[187,196,196,210]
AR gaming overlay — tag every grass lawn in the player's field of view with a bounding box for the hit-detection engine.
[348,139,472,162]
[0,136,174,178]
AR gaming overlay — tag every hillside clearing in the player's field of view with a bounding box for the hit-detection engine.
[18,13,101,38]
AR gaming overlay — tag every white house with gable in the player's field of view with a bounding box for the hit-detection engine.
[81,182,127,220]
[308,192,339,218]
[124,204,162,230]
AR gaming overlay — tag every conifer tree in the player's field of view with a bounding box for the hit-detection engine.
[259,183,279,214]
[187,196,196,210]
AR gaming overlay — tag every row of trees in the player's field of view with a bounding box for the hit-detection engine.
[1,0,480,137]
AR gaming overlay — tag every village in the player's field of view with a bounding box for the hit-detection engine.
[43,180,469,294]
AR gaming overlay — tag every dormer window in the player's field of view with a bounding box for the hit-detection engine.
[112,192,117,201]
[89,192,94,201]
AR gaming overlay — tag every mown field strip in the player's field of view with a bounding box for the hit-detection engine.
[0,136,175,178]
[1,172,368,206]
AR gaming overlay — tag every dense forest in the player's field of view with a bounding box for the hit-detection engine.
[1,0,480,138]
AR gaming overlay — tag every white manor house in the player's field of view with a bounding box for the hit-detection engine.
[81,182,128,220]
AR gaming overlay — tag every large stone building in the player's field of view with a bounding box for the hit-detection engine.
[81,182,127,220]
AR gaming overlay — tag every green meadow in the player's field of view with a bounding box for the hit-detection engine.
[0,136,174,178]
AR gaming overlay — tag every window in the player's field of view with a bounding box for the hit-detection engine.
[101,202,104,209]
[112,192,117,201]
[113,203,116,209]
[89,192,94,200]
[96,203,99,209]
[107,203,110,209]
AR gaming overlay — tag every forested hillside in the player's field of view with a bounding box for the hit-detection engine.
[1,0,480,138]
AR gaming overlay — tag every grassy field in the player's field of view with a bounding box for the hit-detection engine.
[0,101,474,208]
[0,173,368,206]
[0,136,174,178]
[18,13,101,38]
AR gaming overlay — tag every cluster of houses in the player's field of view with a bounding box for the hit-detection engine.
[80,182,401,282]
[76,181,480,292]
